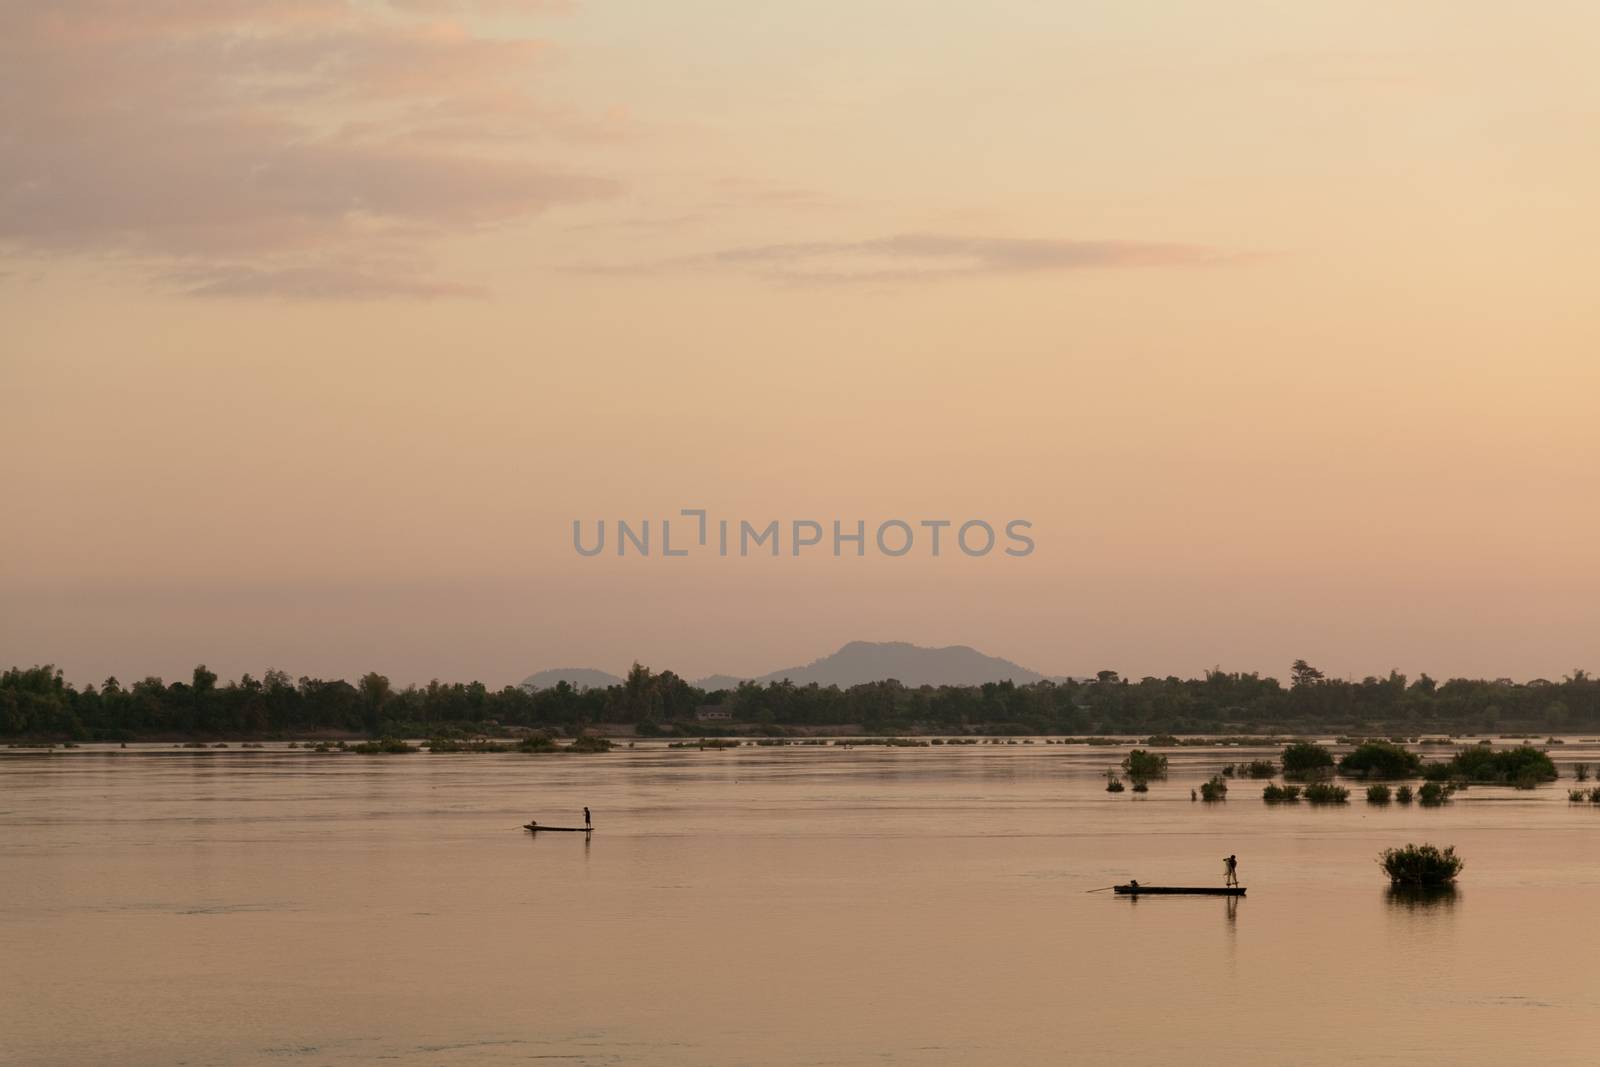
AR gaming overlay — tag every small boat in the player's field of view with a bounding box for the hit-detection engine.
[1114,884,1244,896]
[523,823,592,833]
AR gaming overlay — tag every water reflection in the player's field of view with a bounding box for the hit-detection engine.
[1385,884,1460,911]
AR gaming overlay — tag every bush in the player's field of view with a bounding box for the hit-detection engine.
[1366,784,1392,804]
[1121,749,1169,779]
[1379,843,1463,886]
[352,738,415,754]
[1131,780,1148,793]
[1198,775,1228,801]
[1262,783,1301,803]
[567,735,613,753]
[1570,790,1588,803]
[1145,734,1180,747]
[518,735,558,753]
[1303,782,1350,805]
[1395,785,1414,804]
[1444,745,1557,785]
[1417,781,1450,806]
[1339,741,1422,779]
[1282,742,1334,780]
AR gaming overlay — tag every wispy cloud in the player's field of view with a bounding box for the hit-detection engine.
[595,233,1224,283]
[0,1,617,299]
[169,265,488,301]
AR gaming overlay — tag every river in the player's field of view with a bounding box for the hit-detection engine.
[3,740,1598,1065]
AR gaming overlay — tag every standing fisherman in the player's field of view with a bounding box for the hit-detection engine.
[583,806,592,828]
[1224,854,1239,887]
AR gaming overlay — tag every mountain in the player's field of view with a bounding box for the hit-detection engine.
[694,641,1049,690]
[519,667,624,691]
[692,674,746,691]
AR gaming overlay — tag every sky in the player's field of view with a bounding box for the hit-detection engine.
[3,1,1598,688]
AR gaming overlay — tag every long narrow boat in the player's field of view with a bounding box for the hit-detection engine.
[1114,884,1244,896]
[523,824,593,833]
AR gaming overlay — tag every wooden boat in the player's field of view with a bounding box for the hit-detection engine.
[1114,884,1244,896]
[523,823,593,833]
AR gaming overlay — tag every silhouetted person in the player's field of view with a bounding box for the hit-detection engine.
[1224,854,1239,887]
[583,806,591,828]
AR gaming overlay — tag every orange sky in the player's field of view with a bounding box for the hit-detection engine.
[3,1,1598,686]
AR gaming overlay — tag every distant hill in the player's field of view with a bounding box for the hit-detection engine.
[519,667,623,691]
[693,674,746,692]
[694,640,1050,690]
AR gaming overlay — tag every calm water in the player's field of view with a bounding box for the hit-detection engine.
[4,741,1600,1066]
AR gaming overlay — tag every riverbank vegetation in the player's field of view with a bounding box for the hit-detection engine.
[5,661,1598,742]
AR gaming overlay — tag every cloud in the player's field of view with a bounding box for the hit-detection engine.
[0,1,617,299]
[169,265,488,300]
[597,233,1224,283]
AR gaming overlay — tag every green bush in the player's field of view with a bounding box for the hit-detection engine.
[1366,784,1392,804]
[567,735,613,753]
[1282,742,1334,780]
[1144,734,1180,746]
[1198,775,1228,801]
[1395,785,1414,804]
[1303,782,1350,805]
[1121,749,1169,778]
[1131,780,1148,793]
[518,735,558,753]
[1417,781,1450,806]
[352,738,415,754]
[1379,843,1463,886]
[1443,745,1556,785]
[1339,741,1422,779]
[1262,783,1301,803]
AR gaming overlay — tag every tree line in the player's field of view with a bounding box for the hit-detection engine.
[2,659,1597,740]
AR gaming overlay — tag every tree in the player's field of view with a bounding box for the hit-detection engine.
[1290,660,1325,689]
[359,672,393,733]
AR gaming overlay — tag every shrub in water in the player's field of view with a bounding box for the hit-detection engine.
[1395,785,1414,804]
[1379,843,1463,887]
[1417,781,1450,806]
[1366,784,1392,804]
[1303,782,1350,805]
[1339,741,1422,779]
[1131,780,1148,793]
[1570,790,1588,803]
[1444,745,1557,785]
[567,735,614,753]
[1121,749,1169,778]
[1198,775,1228,801]
[1262,782,1301,803]
[1282,742,1334,780]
